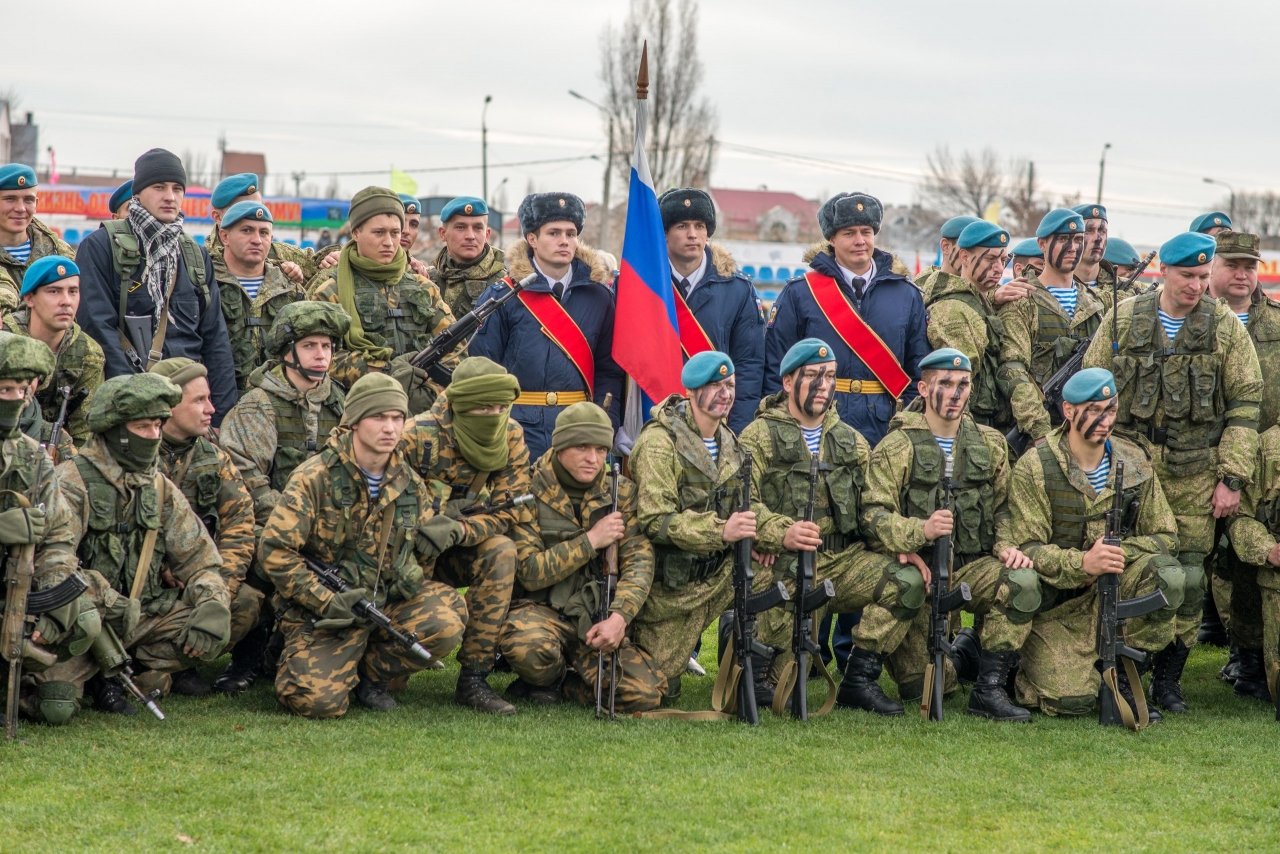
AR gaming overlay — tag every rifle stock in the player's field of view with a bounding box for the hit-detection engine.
[922,453,972,721]
[408,274,533,385]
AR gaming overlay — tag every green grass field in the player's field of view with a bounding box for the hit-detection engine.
[6,632,1278,852]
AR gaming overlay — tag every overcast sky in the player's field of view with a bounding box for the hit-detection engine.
[7,0,1277,245]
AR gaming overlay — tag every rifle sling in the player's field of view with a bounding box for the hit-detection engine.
[1102,659,1151,732]
[770,631,837,718]
[129,474,167,601]
[920,661,937,721]
[633,635,742,722]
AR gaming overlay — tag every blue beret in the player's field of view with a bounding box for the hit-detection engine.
[957,221,1009,250]
[210,172,259,209]
[108,180,134,213]
[20,255,79,296]
[1011,238,1043,258]
[0,163,37,191]
[1072,203,1107,222]
[681,350,734,389]
[1036,208,1086,238]
[1062,367,1116,404]
[818,192,883,238]
[399,194,423,216]
[220,200,272,229]
[1159,232,1215,267]
[441,196,489,222]
[1189,211,1232,233]
[1103,238,1140,267]
[940,215,981,240]
[779,338,837,377]
[919,347,971,372]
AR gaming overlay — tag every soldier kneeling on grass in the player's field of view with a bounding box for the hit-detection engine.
[498,402,666,712]
[260,374,466,719]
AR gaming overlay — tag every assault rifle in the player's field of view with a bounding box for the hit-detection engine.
[461,493,534,517]
[408,274,533,385]
[789,453,834,720]
[4,574,94,737]
[90,622,166,720]
[728,453,789,725]
[921,453,972,722]
[595,456,621,720]
[1096,460,1168,730]
[302,554,433,666]
[1005,251,1157,456]
[45,385,71,464]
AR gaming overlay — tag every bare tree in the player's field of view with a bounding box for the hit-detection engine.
[181,149,214,188]
[1004,159,1052,237]
[1229,191,1280,248]
[920,146,1008,218]
[599,0,719,192]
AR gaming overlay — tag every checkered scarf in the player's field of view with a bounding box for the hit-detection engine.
[127,200,186,321]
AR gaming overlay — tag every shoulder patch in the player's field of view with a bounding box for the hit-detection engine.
[767,302,779,328]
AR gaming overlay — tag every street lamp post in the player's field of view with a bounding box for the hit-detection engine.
[1096,142,1111,204]
[1202,176,1237,223]
[569,89,615,253]
[482,95,493,206]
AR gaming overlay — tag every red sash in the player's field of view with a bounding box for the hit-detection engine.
[507,279,595,395]
[803,271,911,398]
[673,289,716,358]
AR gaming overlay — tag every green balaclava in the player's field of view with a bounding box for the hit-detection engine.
[104,423,163,473]
[87,374,182,473]
[0,332,54,439]
[446,356,520,472]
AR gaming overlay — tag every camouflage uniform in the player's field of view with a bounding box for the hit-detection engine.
[211,257,307,393]
[998,273,1106,443]
[629,395,786,689]
[499,450,666,712]
[1000,427,1184,715]
[260,427,466,719]
[924,273,1010,431]
[1226,425,1280,700]
[3,309,104,447]
[207,229,324,283]
[430,244,506,319]
[0,219,73,311]
[1245,287,1280,434]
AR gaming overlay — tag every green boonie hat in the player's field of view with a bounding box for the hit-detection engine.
[265,301,351,356]
[0,331,55,382]
[1215,229,1261,261]
[87,374,182,433]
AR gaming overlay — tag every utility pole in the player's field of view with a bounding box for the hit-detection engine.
[1096,142,1111,204]
[569,90,615,253]
[482,95,493,205]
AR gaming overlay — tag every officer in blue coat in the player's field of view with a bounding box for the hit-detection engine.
[469,192,623,460]
[659,187,765,434]
[763,191,928,447]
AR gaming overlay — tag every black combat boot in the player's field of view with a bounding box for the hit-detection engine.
[354,677,397,712]
[836,647,903,716]
[1219,645,1241,684]
[455,668,516,716]
[1196,587,1229,647]
[88,675,136,716]
[751,647,777,709]
[1151,639,1191,713]
[1114,659,1161,724]
[170,667,213,697]
[949,626,981,683]
[1232,648,1272,702]
[967,651,1031,722]
[505,677,561,705]
[213,622,270,695]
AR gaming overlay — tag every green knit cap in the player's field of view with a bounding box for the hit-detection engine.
[341,373,408,426]
[552,402,613,451]
[87,374,182,433]
[348,186,405,230]
[149,356,207,388]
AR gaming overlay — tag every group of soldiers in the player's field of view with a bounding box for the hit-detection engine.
[0,142,1277,730]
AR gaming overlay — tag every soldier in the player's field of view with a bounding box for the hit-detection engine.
[1227,423,1280,703]
[998,208,1106,448]
[38,373,231,714]
[0,333,99,727]
[659,187,766,434]
[1190,211,1232,236]
[149,358,256,697]
[999,368,1184,719]
[220,301,350,527]
[400,356,531,715]
[260,374,466,718]
[763,191,929,447]
[211,201,307,392]
[108,181,133,220]
[0,163,74,312]
[862,348,1041,720]
[3,255,105,446]
[1071,204,1120,309]
[207,172,312,284]
[915,215,978,298]
[469,192,623,460]
[74,148,238,424]
[743,340,929,715]
[399,194,423,257]
[498,402,666,711]
[1009,238,1044,281]
[1104,238,1142,282]
[1083,231,1262,713]
[431,196,506,319]
[308,186,458,394]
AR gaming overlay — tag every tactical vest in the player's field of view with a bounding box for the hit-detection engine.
[1255,492,1280,539]
[758,416,863,545]
[343,270,448,358]
[1030,285,1098,383]
[0,437,43,580]
[901,420,997,556]
[523,493,608,608]
[216,263,295,389]
[159,438,223,538]
[71,456,178,615]
[268,385,345,492]
[102,219,210,307]
[925,288,1007,428]
[1035,443,1141,550]
[1112,291,1223,475]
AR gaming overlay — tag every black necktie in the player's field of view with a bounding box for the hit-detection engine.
[850,276,866,301]
[676,277,691,299]
[552,281,565,300]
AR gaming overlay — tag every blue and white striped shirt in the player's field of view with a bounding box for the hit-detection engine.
[1157,309,1185,340]
[702,437,719,463]
[1086,454,1111,494]
[3,241,31,264]
[1046,286,1077,317]
[934,436,955,457]
[360,467,385,501]
[237,275,265,300]
[802,426,823,455]
[1236,311,1250,328]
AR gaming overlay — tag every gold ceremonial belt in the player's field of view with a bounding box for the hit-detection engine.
[833,378,886,394]
[514,391,589,406]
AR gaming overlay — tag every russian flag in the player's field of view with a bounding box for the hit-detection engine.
[612,82,683,404]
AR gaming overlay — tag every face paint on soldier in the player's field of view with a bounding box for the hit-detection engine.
[782,363,836,423]
[440,215,492,264]
[136,182,184,224]
[163,377,215,442]
[401,211,422,252]
[0,188,37,244]
[1209,256,1258,308]
[666,220,708,276]
[1159,263,1212,316]
[1082,218,1108,264]
[960,247,1008,291]
[23,276,79,339]
[829,225,876,276]
[352,213,403,264]
[527,221,579,281]
[1065,398,1117,444]
[557,443,608,484]
[220,220,272,276]
[691,376,736,420]
[1039,233,1084,274]
[352,410,405,464]
[919,369,970,421]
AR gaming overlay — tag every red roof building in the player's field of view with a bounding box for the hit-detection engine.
[708,187,822,244]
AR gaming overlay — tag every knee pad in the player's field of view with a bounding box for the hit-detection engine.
[37,681,79,725]
[999,568,1043,624]
[884,563,925,618]
[1044,693,1094,717]
[1178,553,1207,617]
[1150,556,1187,614]
[67,600,103,658]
